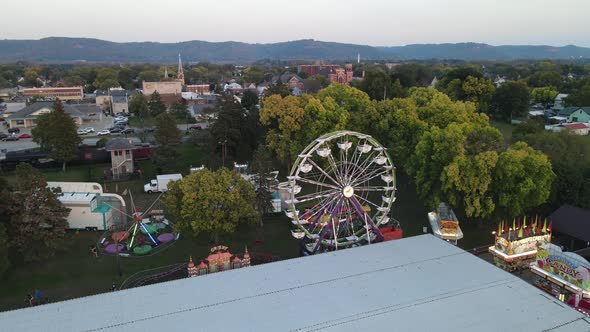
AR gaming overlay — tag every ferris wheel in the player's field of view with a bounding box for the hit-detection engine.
[285,130,396,254]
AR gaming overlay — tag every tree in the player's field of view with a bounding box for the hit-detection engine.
[6,164,69,262]
[241,89,259,110]
[210,94,246,163]
[154,112,182,173]
[249,147,275,226]
[138,70,160,83]
[31,100,81,171]
[492,142,555,216]
[442,151,499,218]
[565,83,590,107]
[93,68,120,90]
[163,168,258,243]
[359,68,391,100]
[264,83,290,98]
[518,130,590,209]
[148,91,167,117]
[492,81,530,121]
[170,102,190,121]
[531,87,558,108]
[128,93,149,117]
[391,63,434,87]
[23,68,40,87]
[409,124,467,208]
[462,76,495,112]
[63,74,85,87]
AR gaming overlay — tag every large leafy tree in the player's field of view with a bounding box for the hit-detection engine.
[93,68,120,90]
[241,89,259,110]
[6,164,69,262]
[492,142,555,216]
[519,130,590,209]
[31,99,81,171]
[565,83,590,107]
[128,93,149,117]
[492,81,530,121]
[531,87,558,108]
[0,178,11,277]
[462,76,495,112]
[209,94,248,163]
[154,112,182,173]
[163,168,258,243]
[249,147,275,226]
[442,151,499,218]
[148,91,167,117]
[359,68,392,101]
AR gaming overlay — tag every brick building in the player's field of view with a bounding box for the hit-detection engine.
[297,64,353,85]
[22,86,84,101]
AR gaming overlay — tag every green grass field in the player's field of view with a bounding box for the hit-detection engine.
[490,120,515,142]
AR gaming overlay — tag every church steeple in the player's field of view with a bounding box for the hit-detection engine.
[177,53,185,82]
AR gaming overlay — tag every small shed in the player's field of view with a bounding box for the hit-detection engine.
[105,138,136,179]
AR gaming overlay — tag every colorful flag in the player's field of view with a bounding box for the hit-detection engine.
[547,219,552,233]
[542,218,547,233]
[497,221,502,235]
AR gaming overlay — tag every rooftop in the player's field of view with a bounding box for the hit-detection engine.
[8,102,85,120]
[105,138,136,151]
[0,235,587,331]
[551,204,590,242]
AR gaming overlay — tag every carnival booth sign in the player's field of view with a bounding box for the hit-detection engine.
[535,244,590,291]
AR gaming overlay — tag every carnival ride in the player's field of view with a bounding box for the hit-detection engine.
[99,190,179,257]
[428,202,463,244]
[285,130,401,254]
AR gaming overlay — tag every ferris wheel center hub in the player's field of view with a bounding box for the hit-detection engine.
[342,186,354,198]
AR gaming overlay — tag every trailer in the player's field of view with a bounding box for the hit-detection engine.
[144,174,183,193]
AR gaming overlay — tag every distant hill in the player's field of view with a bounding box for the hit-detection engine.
[0,37,589,63]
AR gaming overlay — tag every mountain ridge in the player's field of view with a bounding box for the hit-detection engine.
[0,37,589,63]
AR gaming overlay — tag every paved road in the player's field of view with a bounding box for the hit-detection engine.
[1,120,208,153]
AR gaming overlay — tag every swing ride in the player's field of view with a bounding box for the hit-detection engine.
[284,130,402,254]
[99,190,179,257]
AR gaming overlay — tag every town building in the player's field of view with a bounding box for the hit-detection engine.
[270,73,305,91]
[1,235,587,331]
[105,138,136,180]
[22,86,84,101]
[95,88,138,114]
[550,205,590,251]
[7,102,87,129]
[562,123,590,135]
[186,84,212,95]
[554,94,569,110]
[297,64,353,85]
[141,55,185,108]
[557,107,590,123]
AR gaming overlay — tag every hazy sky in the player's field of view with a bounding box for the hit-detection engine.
[2,0,590,46]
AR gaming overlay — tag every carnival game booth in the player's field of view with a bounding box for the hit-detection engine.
[489,216,551,271]
[530,243,590,315]
[428,202,463,244]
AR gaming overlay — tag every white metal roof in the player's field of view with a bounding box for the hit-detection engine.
[56,192,97,203]
[47,181,103,194]
[0,235,588,332]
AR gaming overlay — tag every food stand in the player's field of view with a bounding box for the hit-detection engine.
[530,243,590,315]
[489,217,551,271]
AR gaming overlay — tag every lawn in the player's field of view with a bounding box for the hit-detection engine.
[0,142,302,311]
[490,120,515,142]
[0,215,297,312]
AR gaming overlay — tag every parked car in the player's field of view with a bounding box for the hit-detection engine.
[97,130,110,136]
[2,136,18,141]
[77,129,88,135]
[0,132,7,139]
[114,117,128,122]
[143,127,155,133]
[85,127,95,133]
[0,117,5,122]
[18,133,32,139]
[189,124,204,130]
[7,127,20,134]
[121,128,135,135]
[109,127,122,134]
